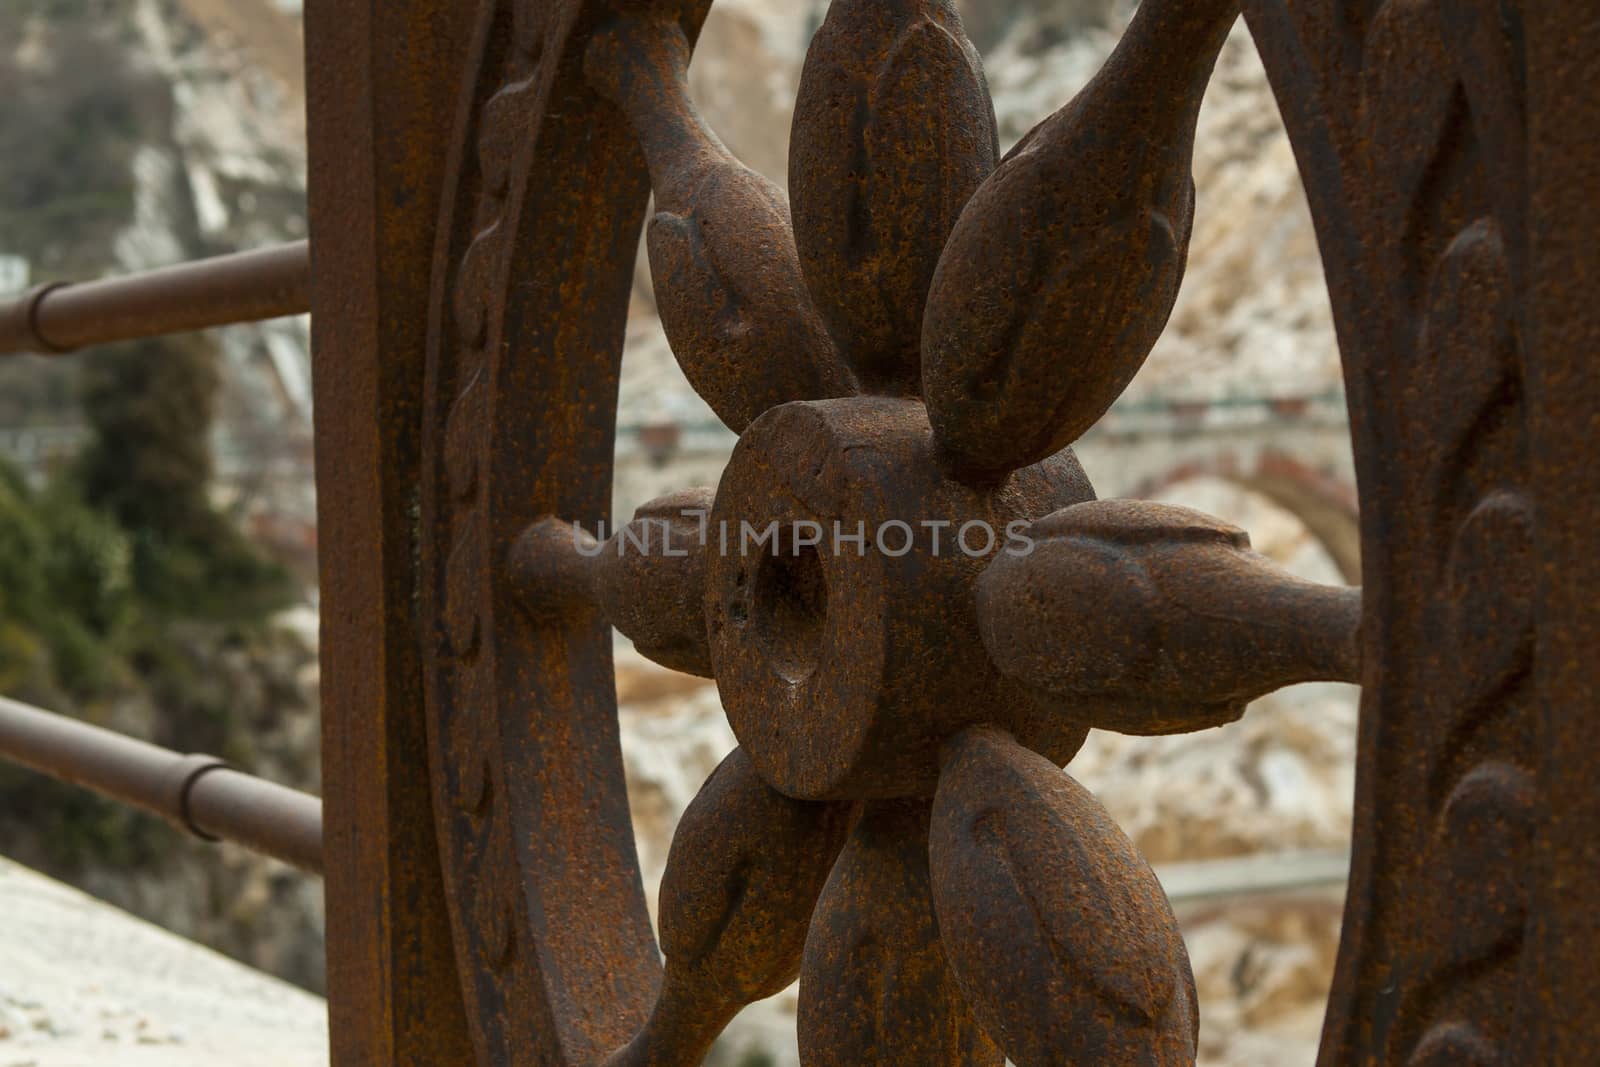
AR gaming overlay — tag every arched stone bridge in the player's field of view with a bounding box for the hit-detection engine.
[0,389,1358,585]
[1069,389,1359,582]
[615,388,1359,583]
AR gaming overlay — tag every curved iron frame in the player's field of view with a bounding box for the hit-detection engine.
[296,0,1600,1064]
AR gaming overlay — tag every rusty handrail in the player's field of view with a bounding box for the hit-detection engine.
[0,695,322,874]
[0,241,310,356]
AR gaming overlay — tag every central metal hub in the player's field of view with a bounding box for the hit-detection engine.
[706,397,1095,800]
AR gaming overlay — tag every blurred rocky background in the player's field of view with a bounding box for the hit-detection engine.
[0,1,1353,1065]
[0,0,323,999]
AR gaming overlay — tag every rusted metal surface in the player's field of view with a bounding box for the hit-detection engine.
[801,799,998,1066]
[789,0,997,397]
[429,0,1357,1063]
[614,747,851,1066]
[585,11,852,432]
[303,0,476,1062]
[0,0,1590,1059]
[922,0,1240,482]
[979,499,1362,735]
[1239,1,1600,1063]
[703,396,1094,800]
[0,242,309,356]
[0,696,322,873]
[931,728,1196,1064]
[590,488,717,677]
[1523,6,1600,1059]
[418,2,710,1063]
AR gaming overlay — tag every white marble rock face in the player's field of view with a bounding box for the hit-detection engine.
[0,857,328,1066]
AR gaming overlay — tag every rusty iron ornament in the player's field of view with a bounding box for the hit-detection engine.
[0,0,1584,1058]
[420,2,695,1061]
[1236,0,1577,1063]
[584,10,853,431]
[434,0,1370,1063]
[922,0,1245,484]
[0,0,1557,1060]
[396,0,1600,1062]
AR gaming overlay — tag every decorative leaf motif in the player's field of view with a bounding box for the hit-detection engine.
[790,0,998,395]
[799,800,1002,1067]
[422,3,721,1062]
[1426,488,1533,805]
[1408,1021,1500,1066]
[1410,219,1521,511]
[921,0,1239,483]
[1430,761,1534,963]
[1436,0,1527,267]
[586,14,851,432]
[1361,0,1474,312]
[930,728,1196,1066]
[1212,0,1555,1061]
[658,748,851,994]
[978,499,1361,735]
[608,748,852,1065]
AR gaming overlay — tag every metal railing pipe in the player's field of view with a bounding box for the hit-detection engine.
[0,241,310,356]
[0,695,322,874]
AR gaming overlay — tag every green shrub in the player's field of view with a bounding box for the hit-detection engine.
[0,758,176,870]
[0,3,298,881]
[0,460,128,698]
[35,482,132,638]
[77,334,291,621]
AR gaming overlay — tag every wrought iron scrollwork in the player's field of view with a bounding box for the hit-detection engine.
[417,0,1561,1062]
[1240,0,1541,1062]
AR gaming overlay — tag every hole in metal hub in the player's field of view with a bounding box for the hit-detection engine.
[752,540,828,684]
